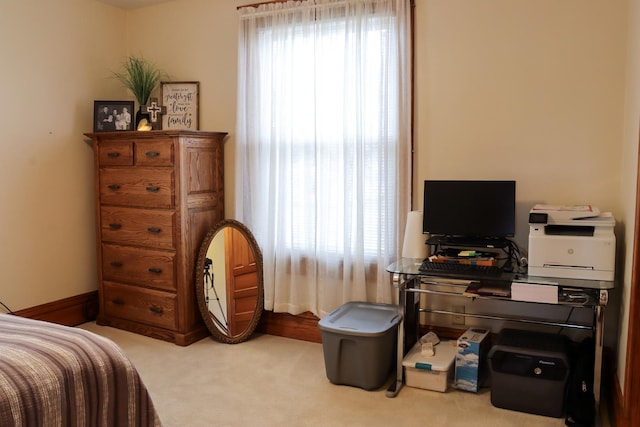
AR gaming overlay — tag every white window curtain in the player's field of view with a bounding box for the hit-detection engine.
[236,0,412,318]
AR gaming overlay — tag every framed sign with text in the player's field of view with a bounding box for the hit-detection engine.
[160,81,199,130]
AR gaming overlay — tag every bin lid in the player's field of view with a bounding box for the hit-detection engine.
[402,340,457,372]
[318,302,401,337]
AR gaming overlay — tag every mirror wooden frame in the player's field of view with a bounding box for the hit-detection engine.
[195,219,264,344]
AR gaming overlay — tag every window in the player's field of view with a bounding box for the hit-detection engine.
[236,0,411,316]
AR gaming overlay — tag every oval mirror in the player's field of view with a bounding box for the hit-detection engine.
[195,219,264,344]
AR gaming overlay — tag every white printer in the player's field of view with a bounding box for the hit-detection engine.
[528,205,615,281]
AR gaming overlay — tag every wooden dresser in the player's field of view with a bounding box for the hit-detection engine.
[85,130,227,345]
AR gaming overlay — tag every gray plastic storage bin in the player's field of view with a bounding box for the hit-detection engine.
[319,301,401,390]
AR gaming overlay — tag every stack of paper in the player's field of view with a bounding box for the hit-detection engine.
[511,281,558,304]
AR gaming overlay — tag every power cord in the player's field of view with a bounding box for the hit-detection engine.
[501,239,525,273]
[0,300,14,314]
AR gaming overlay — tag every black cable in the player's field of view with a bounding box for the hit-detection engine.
[556,306,575,335]
[0,300,14,314]
[505,239,525,273]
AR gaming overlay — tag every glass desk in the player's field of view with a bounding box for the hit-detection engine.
[386,258,614,408]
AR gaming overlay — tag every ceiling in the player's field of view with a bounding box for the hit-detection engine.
[96,0,174,10]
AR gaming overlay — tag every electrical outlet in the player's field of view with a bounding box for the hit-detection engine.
[452,305,465,325]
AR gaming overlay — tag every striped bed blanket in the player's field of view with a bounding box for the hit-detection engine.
[0,313,161,427]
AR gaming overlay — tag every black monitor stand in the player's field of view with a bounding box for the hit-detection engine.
[425,235,510,249]
[424,235,519,274]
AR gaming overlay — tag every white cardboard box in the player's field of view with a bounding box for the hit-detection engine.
[402,340,457,392]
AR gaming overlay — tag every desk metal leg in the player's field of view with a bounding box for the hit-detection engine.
[594,303,605,408]
[386,276,406,398]
[386,315,404,397]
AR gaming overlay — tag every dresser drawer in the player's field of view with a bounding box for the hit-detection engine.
[102,244,176,291]
[135,140,174,166]
[100,206,175,249]
[103,281,177,330]
[99,167,174,208]
[98,141,133,166]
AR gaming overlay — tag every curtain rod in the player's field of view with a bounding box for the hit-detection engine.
[238,0,414,11]
[237,0,293,10]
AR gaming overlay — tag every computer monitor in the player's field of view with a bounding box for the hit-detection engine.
[422,180,516,239]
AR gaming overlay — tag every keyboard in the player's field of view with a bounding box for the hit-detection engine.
[418,260,503,277]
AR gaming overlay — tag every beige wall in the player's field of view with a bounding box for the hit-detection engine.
[125,0,241,213]
[0,0,127,310]
[1,0,637,394]
[414,1,627,249]
[619,0,640,392]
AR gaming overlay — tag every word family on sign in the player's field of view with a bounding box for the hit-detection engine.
[167,113,193,129]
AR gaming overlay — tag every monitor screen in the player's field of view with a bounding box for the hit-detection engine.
[422,180,516,238]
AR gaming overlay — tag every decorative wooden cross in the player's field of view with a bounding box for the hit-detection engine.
[144,98,167,129]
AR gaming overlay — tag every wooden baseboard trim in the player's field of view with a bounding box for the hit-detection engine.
[257,310,322,343]
[13,291,99,326]
[614,372,629,427]
[255,312,469,345]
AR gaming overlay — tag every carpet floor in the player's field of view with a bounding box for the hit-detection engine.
[80,323,609,427]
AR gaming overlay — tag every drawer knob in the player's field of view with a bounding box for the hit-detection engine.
[146,186,160,193]
[112,298,124,306]
[149,306,163,315]
[108,223,122,230]
[147,227,162,234]
[107,152,120,158]
[110,261,123,268]
[148,268,162,274]
[146,151,160,157]
[107,184,121,191]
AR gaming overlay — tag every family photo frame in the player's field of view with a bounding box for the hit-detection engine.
[93,100,135,132]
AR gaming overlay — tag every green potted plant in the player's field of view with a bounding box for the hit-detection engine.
[113,55,167,128]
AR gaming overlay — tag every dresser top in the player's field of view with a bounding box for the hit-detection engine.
[84,130,228,140]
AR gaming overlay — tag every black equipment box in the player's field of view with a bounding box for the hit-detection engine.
[488,328,570,418]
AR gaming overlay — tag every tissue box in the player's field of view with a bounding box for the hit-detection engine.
[403,340,457,392]
[455,328,490,392]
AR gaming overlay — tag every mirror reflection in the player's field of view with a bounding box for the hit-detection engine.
[196,219,264,344]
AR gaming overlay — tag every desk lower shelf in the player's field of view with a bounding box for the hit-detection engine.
[411,280,598,331]
[420,308,592,330]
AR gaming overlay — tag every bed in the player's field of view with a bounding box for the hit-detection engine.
[0,313,162,427]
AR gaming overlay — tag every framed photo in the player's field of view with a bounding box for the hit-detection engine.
[160,81,199,130]
[93,101,135,132]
